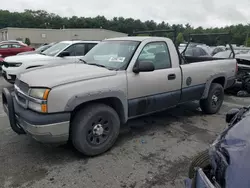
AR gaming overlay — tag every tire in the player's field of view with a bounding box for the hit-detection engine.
[188,149,211,179]
[71,103,120,156]
[242,77,250,93]
[2,88,26,134]
[200,83,224,114]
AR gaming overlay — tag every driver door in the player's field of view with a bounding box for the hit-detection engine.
[127,41,182,118]
[62,43,86,63]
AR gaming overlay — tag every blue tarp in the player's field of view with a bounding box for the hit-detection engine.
[187,109,250,188]
[220,110,250,188]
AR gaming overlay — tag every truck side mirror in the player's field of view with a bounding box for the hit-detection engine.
[58,51,70,57]
[133,60,155,73]
[226,108,240,123]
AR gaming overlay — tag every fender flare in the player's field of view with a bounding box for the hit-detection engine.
[201,73,227,99]
[64,89,128,123]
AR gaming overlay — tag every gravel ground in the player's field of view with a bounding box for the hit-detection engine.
[0,76,249,188]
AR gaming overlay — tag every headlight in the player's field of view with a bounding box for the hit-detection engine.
[28,88,50,113]
[12,63,22,67]
[29,88,50,100]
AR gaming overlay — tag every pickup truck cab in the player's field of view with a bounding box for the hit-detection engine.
[2,36,237,156]
[2,40,99,83]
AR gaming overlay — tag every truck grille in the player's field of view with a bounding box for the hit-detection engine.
[14,79,30,108]
[15,79,29,94]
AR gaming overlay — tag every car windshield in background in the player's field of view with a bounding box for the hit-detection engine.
[42,42,69,56]
[82,41,140,70]
[35,44,53,53]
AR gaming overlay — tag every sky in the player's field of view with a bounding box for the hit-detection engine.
[2,0,250,28]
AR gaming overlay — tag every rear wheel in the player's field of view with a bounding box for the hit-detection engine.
[71,103,120,156]
[200,83,224,114]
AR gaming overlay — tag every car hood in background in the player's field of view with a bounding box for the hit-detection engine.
[17,51,39,55]
[18,63,117,87]
[4,54,58,63]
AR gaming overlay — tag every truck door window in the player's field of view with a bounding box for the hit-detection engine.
[86,43,97,54]
[138,42,171,69]
[65,43,86,56]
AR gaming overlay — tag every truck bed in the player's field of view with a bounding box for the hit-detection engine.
[183,56,228,64]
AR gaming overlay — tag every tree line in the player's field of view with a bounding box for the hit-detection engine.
[0,9,250,46]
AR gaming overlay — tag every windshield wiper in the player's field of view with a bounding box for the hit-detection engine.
[79,59,116,70]
[79,59,88,64]
[87,63,107,68]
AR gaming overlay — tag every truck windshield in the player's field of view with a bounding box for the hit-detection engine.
[82,41,140,70]
[42,42,69,56]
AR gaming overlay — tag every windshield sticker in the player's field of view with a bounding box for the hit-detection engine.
[109,57,125,62]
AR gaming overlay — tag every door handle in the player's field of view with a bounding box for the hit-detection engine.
[168,74,176,80]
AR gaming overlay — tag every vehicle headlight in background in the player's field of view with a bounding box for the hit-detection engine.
[28,88,50,113]
[12,63,22,67]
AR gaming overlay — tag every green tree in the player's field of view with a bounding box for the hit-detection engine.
[25,38,31,46]
[176,32,184,45]
[246,37,250,47]
[0,9,249,46]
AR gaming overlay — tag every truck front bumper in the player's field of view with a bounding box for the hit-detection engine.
[2,87,70,143]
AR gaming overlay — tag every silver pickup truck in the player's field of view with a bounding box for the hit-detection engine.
[2,36,237,156]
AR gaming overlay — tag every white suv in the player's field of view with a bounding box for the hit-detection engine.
[2,40,99,83]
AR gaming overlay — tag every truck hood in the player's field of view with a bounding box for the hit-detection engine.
[18,63,117,87]
[17,51,39,56]
[4,54,58,63]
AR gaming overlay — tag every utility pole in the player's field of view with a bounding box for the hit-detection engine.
[245,24,250,47]
[245,32,249,46]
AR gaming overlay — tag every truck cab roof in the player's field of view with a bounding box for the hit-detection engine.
[105,36,170,42]
[60,40,100,44]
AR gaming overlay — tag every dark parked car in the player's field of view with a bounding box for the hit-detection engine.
[182,47,211,57]
[185,105,250,188]
[211,46,226,56]
[0,42,34,58]
[17,43,56,55]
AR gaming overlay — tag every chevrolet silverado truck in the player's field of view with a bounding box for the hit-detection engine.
[2,36,237,156]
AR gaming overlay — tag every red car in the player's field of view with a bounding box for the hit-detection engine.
[0,42,35,58]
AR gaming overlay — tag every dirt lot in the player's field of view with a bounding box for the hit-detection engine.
[0,76,249,188]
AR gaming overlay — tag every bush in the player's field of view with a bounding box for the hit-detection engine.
[25,38,31,46]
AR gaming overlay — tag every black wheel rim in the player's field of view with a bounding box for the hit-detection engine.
[86,114,112,146]
[211,90,222,108]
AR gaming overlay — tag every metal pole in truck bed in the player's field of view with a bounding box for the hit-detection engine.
[182,32,235,58]
[129,29,177,46]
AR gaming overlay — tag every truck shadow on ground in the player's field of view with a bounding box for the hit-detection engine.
[0,102,209,188]
[115,102,206,148]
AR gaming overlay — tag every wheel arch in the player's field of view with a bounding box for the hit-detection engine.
[66,91,128,125]
[201,74,226,99]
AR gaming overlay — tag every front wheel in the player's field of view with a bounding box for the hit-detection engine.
[188,149,211,179]
[200,83,224,114]
[71,103,120,156]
